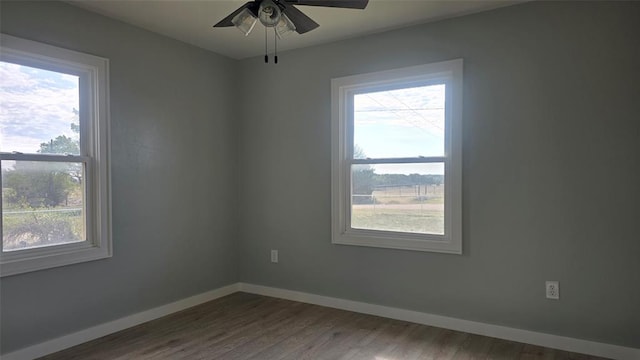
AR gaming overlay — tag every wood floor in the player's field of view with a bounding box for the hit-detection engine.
[39,292,609,360]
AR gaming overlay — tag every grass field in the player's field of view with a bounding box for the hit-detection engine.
[2,184,84,250]
[352,185,445,234]
[2,207,84,251]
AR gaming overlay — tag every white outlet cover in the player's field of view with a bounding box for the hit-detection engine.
[546,281,559,300]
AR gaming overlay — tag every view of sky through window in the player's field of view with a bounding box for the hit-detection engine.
[0,61,80,154]
[353,84,445,167]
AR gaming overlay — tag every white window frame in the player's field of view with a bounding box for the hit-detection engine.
[331,59,462,254]
[0,34,111,276]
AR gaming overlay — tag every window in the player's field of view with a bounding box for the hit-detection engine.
[1,34,111,276]
[331,59,462,253]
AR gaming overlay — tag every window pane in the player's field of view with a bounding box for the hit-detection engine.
[353,84,445,159]
[351,163,444,235]
[2,160,85,251]
[0,61,80,155]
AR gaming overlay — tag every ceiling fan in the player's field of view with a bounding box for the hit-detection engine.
[214,0,369,63]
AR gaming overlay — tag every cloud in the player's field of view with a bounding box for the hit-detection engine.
[351,84,446,159]
[373,162,444,176]
[354,84,445,137]
[0,62,79,154]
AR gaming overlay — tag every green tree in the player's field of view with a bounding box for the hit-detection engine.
[352,145,376,204]
[38,135,79,155]
[3,162,74,208]
[39,108,80,155]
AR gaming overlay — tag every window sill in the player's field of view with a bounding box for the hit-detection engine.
[332,229,462,254]
[0,242,111,277]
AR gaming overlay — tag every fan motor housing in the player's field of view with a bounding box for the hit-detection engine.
[259,0,282,27]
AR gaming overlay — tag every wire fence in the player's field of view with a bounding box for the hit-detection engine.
[3,207,82,215]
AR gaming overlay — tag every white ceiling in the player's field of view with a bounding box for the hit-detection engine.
[68,0,522,59]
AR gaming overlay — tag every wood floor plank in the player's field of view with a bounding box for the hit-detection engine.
[160,299,308,359]
[451,333,495,360]
[214,303,334,359]
[247,307,355,360]
[37,293,612,360]
[116,294,280,360]
[385,324,445,360]
[42,293,272,360]
[415,328,470,360]
[520,344,558,360]
[280,311,379,360]
[311,313,390,360]
[487,339,526,360]
[344,320,418,360]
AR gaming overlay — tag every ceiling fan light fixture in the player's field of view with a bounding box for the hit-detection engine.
[213,0,370,62]
[275,14,296,39]
[258,0,281,27]
[231,8,257,36]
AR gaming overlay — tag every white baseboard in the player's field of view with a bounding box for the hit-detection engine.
[238,283,639,360]
[4,282,637,360]
[1,283,240,360]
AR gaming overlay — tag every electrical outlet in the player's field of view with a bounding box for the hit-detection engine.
[270,250,278,263]
[546,281,559,300]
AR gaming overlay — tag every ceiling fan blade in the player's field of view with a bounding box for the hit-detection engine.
[283,0,369,9]
[213,2,257,27]
[282,4,320,34]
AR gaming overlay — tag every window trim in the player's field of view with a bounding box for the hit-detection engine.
[0,34,112,276]
[331,59,463,254]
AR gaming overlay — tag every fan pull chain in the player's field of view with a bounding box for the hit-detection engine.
[264,26,268,63]
[274,28,278,64]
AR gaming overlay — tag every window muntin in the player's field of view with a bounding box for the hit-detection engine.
[0,34,111,276]
[332,60,462,253]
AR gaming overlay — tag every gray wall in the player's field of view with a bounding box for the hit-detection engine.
[0,1,239,354]
[237,1,640,348]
